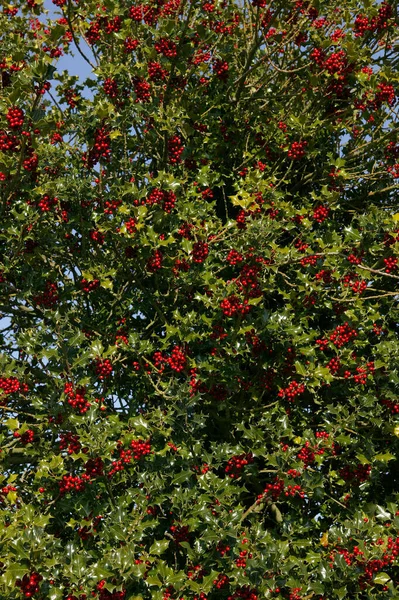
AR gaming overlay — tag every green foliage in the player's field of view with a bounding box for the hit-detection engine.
[1,1,399,599]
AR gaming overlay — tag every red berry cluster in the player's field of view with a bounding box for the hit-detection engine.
[227,586,258,600]
[236,264,262,297]
[374,83,396,108]
[278,381,305,402]
[168,135,184,164]
[192,241,209,263]
[64,383,91,414]
[133,77,151,103]
[315,269,332,283]
[23,152,38,172]
[213,59,229,81]
[329,322,357,348]
[323,50,347,75]
[327,356,341,374]
[103,77,118,98]
[216,541,231,556]
[170,524,190,544]
[300,254,318,267]
[287,140,307,160]
[227,249,244,265]
[81,278,100,293]
[0,376,27,395]
[297,442,315,467]
[33,281,59,308]
[84,127,111,168]
[154,37,177,58]
[0,130,19,152]
[130,439,152,460]
[104,199,122,215]
[85,457,104,477]
[168,346,187,372]
[147,249,163,272]
[59,473,90,495]
[108,445,133,477]
[90,229,105,245]
[342,272,367,294]
[18,429,35,444]
[339,463,371,483]
[148,61,168,81]
[214,574,230,589]
[387,163,399,179]
[1,485,17,502]
[225,453,253,478]
[6,106,24,129]
[124,37,139,53]
[37,195,58,212]
[59,432,81,454]
[95,358,113,380]
[312,205,329,223]
[15,572,43,598]
[380,398,399,414]
[384,256,398,273]
[347,249,364,265]
[125,217,136,234]
[220,295,250,317]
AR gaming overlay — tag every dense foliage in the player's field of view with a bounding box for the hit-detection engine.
[1,0,399,598]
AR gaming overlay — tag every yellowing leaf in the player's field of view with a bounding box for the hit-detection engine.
[320,532,328,547]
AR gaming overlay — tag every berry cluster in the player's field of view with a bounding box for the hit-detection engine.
[192,241,209,263]
[384,256,398,273]
[37,195,58,212]
[380,398,399,414]
[213,59,229,81]
[95,358,113,380]
[59,432,81,454]
[220,295,250,317]
[130,439,152,460]
[147,249,163,272]
[227,249,244,265]
[339,463,371,484]
[84,127,111,167]
[168,346,187,372]
[225,453,253,478]
[17,429,35,444]
[148,61,168,81]
[64,383,91,414]
[125,217,136,234]
[33,281,59,308]
[214,574,230,589]
[124,37,139,53]
[329,322,357,348]
[327,356,341,374]
[85,457,104,477]
[0,376,27,395]
[297,442,316,467]
[170,524,190,544]
[103,77,118,98]
[81,278,100,293]
[154,37,177,58]
[90,229,105,245]
[59,473,90,495]
[0,130,19,153]
[278,381,305,402]
[168,135,184,164]
[227,586,258,600]
[287,140,307,160]
[15,572,43,598]
[133,77,151,103]
[312,205,329,223]
[6,106,24,129]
